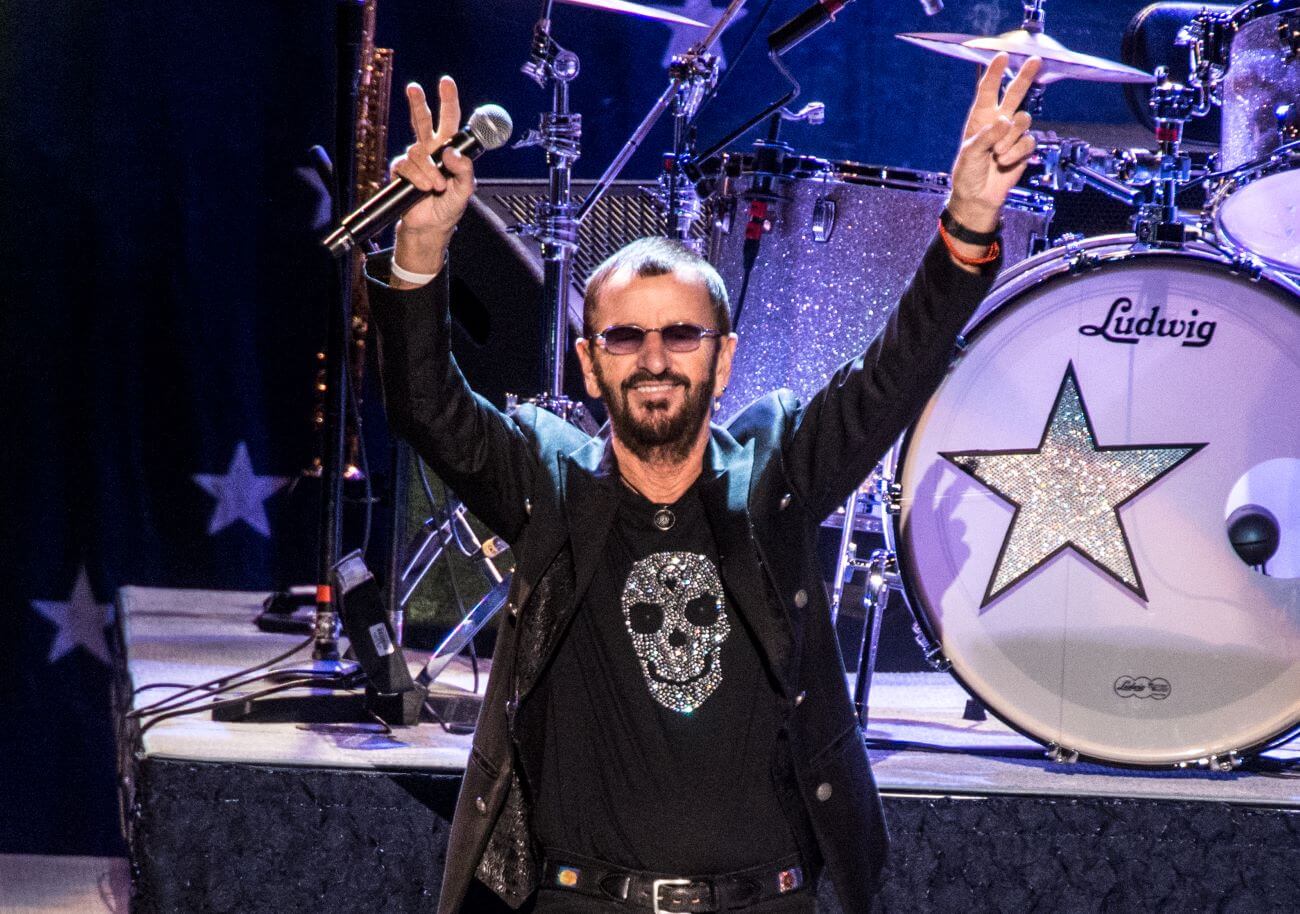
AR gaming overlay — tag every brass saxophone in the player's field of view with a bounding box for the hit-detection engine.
[312,0,393,477]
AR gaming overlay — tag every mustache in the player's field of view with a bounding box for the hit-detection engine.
[621,370,690,392]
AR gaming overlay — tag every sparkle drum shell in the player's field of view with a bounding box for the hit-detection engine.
[1207,0,1300,272]
[887,236,1300,766]
[1217,0,1300,171]
[706,154,1053,420]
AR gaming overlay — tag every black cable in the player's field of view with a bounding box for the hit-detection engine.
[340,351,374,556]
[131,682,221,696]
[1179,139,1300,194]
[128,633,314,716]
[136,676,354,735]
[129,666,349,723]
[422,698,455,734]
[732,233,762,329]
[863,736,1049,761]
[416,457,439,512]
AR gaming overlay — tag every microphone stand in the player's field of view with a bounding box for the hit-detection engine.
[310,0,366,675]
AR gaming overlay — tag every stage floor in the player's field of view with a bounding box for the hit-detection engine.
[0,854,129,914]
[121,585,1300,805]
[113,586,1300,912]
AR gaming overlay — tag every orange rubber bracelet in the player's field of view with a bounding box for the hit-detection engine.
[937,218,1000,266]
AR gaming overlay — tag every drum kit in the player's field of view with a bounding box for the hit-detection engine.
[461,0,1300,771]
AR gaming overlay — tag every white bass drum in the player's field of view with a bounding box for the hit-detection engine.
[888,236,1300,767]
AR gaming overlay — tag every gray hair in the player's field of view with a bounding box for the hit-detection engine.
[582,236,731,338]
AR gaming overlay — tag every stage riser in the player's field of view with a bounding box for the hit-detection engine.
[122,758,1300,913]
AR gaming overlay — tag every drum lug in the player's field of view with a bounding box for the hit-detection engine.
[910,622,951,672]
[1179,751,1242,772]
[812,196,837,243]
[871,473,902,516]
[1056,234,1099,273]
[1229,252,1264,282]
[1277,13,1300,63]
[1046,744,1080,764]
[1278,102,1300,143]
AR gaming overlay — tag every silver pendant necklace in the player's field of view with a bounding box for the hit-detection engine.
[620,476,676,531]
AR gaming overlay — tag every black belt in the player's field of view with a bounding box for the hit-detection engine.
[540,850,808,912]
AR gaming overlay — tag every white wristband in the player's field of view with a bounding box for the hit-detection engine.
[390,257,439,287]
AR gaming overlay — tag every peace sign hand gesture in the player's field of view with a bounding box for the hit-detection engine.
[390,76,476,286]
[947,54,1042,235]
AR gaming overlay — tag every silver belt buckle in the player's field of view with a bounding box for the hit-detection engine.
[651,877,691,914]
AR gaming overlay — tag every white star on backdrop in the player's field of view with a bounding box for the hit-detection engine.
[660,0,747,70]
[31,567,113,666]
[192,441,290,538]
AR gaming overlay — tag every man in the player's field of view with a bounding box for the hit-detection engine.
[370,54,1040,914]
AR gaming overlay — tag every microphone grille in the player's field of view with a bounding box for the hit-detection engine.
[467,104,513,151]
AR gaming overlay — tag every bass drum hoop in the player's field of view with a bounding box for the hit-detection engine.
[883,233,1300,767]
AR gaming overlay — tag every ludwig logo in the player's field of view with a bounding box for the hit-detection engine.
[1114,676,1171,700]
[1079,297,1216,348]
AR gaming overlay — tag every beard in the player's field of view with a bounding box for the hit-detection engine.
[594,356,717,465]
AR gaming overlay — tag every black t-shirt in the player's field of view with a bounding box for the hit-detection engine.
[529,480,800,874]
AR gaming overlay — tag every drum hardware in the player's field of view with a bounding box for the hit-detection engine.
[576,0,746,234]
[1058,234,1102,274]
[1178,752,1242,772]
[1034,74,1206,244]
[1030,134,1143,208]
[1278,10,1300,60]
[1046,745,1080,765]
[850,549,900,724]
[1173,16,1224,122]
[830,473,900,626]
[1132,74,1199,244]
[1279,102,1300,141]
[516,3,587,412]
[811,197,835,243]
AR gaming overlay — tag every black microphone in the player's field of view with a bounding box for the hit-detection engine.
[323,103,513,257]
[768,0,855,56]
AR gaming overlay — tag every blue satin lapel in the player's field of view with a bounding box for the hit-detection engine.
[697,437,792,693]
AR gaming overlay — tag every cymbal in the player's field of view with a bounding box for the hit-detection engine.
[898,29,1154,84]
[554,0,708,28]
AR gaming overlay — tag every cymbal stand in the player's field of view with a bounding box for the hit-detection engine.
[657,40,721,252]
[576,0,747,233]
[1131,73,1196,245]
[516,2,586,412]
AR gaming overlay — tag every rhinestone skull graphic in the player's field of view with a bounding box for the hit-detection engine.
[621,551,730,713]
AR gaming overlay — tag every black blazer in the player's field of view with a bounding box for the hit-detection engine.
[368,234,998,913]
